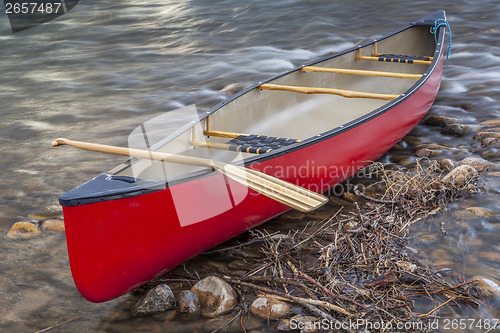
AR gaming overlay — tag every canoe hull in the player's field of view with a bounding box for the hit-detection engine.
[63,50,443,302]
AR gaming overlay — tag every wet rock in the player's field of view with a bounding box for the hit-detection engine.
[472,276,500,297]
[287,315,320,333]
[481,137,499,147]
[191,276,237,318]
[478,251,500,262]
[441,124,466,136]
[432,249,452,262]
[481,119,500,127]
[132,284,176,316]
[473,131,500,141]
[439,159,456,171]
[343,220,358,231]
[459,157,494,172]
[442,165,478,187]
[39,219,65,233]
[250,296,291,320]
[415,148,435,157]
[480,150,500,161]
[5,222,42,239]
[465,207,494,216]
[177,290,200,319]
[423,115,458,127]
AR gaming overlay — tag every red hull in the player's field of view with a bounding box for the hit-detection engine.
[63,51,443,302]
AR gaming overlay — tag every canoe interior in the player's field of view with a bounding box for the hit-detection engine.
[114,25,437,182]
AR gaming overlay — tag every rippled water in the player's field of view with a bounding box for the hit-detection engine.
[1,0,499,332]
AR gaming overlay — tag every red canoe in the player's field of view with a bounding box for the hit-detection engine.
[58,11,448,302]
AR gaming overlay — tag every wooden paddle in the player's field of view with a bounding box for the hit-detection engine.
[52,138,328,212]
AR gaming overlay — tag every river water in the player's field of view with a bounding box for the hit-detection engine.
[0,0,499,332]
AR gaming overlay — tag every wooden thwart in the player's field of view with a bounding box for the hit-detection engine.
[204,129,249,139]
[301,66,422,79]
[259,83,398,101]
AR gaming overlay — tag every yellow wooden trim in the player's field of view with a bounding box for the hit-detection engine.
[356,55,432,65]
[204,129,248,139]
[206,115,210,132]
[191,140,234,151]
[301,66,422,79]
[259,83,398,101]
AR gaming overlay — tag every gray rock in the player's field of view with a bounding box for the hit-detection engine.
[472,276,500,297]
[177,290,200,319]
[442,165,478,187]
[423,115,458,127]
[250,296,291,320]
[439,159,455,172]
[191,276,237,318]
[441,124,465,136]
[132,284,176,316]
[459,157,494,172]
[473,131,500,141]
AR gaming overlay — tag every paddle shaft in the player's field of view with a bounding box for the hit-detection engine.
[52,138,214,168]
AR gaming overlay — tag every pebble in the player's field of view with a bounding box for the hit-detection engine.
[415,148,435,157]
[480,150,500,161]
[481,137,499,147]
[478,251,500,262]
[423,115,458,127]
[177,290,201,319]
[441,165,478,187]
[439,159,456,171]
[473,131,500,141]
[191,276,237,318]
[481,119,500,127]
[39,219,65,233]
[131,284,176,316]
[250,296,292,320]
[441,124,466,136]
[459,157,494,172]
[5,222,42,239]
[465,207,494,216]
[472,276,500,297]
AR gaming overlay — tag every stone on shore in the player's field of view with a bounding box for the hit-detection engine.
[439,159,455,171]
[423,115,458,127]
[40,219,65,233]
[481,119,500,127]
[250,296,291,320]
[132,284,176,316]
[191,276,237,318]
[177,290,201,319]
[473,131,500,141]
[459,157,494,171]
[6,222,42,239]
[466,207,494,216]
[472,276,500,297]
[441,165,478,187]
[441,124,466,136]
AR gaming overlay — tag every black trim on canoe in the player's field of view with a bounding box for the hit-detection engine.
[59,11,446,207]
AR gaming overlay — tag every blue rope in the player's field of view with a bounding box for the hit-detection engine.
[430,19,452,59]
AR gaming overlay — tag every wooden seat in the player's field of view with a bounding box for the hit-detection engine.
[193,130,302,154]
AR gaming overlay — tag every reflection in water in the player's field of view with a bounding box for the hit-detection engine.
[1,0,499,331]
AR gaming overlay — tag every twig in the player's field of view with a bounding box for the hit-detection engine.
[225,277,354,317]
[35,316,82,333]
[418,296,458,317]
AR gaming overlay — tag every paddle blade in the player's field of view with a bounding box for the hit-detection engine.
[216,163,328,212]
